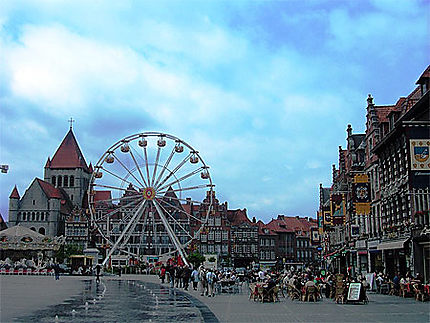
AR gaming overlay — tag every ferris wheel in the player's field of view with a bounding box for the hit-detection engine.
[88,132,214,266]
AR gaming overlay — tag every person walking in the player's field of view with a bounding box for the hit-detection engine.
[96,264,101,283]
[199,266,207,296]
[53,263,60,280]
[206,268,216,297]
[182,265,191,291]
[169,265,176,288]
[191,267,199,290]
[159,265,166,284]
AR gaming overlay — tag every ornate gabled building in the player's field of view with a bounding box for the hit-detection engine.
[8,127,90,238]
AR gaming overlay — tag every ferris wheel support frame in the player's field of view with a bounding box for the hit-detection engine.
[153,200,189,267]
[101,200,147,267]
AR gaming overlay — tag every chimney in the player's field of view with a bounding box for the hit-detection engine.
[252,216,256,223]
[278,214,285,220]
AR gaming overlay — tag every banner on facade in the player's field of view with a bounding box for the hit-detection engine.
[410,140,430,170]
[324,211,332,226]
[330,193,345,225]
[353,174,370,215]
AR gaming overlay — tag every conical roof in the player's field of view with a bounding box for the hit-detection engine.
[9,186,20,199]
[0,224,45,238]
[49,129,89,171]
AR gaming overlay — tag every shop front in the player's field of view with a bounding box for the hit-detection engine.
[377,238,410,278]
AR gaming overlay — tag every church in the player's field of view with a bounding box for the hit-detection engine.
[8,126,92,237]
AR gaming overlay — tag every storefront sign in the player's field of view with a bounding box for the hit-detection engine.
[347,283,361,301]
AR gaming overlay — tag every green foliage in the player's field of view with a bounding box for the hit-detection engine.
[56,244,84,263]
[187,251,205,268]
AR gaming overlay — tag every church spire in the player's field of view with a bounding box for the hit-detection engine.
[48,126,89,171]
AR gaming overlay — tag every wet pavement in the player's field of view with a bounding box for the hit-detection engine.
[12,280,218,323]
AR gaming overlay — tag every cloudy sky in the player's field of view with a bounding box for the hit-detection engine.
[0,0,428,223]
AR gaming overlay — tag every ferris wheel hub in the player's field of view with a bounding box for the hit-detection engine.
[142,187,156,200]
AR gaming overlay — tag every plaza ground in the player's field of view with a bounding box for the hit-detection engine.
[1,274,429,322]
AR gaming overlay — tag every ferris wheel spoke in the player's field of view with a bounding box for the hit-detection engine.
[153,200,189,266]
[158,184,213,196]
[143,146,151,186]
[156,201,193,239]
[155,194,212,207]
[92,183,138,193]
[102,200,148,266]
[112,153,145,188]
[128,149,149,187]
[157,167,204,192]
[153,146,176,189]
[93,197,144,222]
[155,197,203,223]
[100,166,137,188]
[151,146,162,187]
[155,152,192,190]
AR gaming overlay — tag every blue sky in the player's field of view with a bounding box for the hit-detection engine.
[0,0,429,223]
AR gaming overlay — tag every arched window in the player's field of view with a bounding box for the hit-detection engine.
[70,176,74,187]
[38,227,46,235]
[18,212,21,221]
[57,176,62,187]
[64,175,68,187]
[52,176,56,186]
[30,227,36,231]
[32,212,35,221]
[71,194,74,201]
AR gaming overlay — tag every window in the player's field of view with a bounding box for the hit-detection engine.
[208,245,214,253]
[71,195,74,201]
[57,176,62,187]
[63,175,68,187]
[52,176,56,186]
[222,244,228,253]
[32,200,35,205]
[32,212,35,221]
[208,231,214,241]
[22,212,26,221]
[70,176,74,187]
[39,227,45,235]
[215,231,221,242]
[208,217,214,226]
[222,231,228,240]
[215,217,221,226]
[36,212,40,221]
[201,234,207,242]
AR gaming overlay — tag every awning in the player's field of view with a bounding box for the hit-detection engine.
[377,238,409,250]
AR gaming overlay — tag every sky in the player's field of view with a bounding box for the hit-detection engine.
[0,0,429,223]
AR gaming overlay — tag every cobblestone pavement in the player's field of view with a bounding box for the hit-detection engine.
[1,274,429,323]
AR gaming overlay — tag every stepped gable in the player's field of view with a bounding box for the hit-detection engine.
[9,186,20,199]
[49,129,89,171]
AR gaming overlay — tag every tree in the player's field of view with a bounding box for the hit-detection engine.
[56,244,84,263]
[187,251,205,268]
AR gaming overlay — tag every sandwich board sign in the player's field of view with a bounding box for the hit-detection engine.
[347,283,361,301]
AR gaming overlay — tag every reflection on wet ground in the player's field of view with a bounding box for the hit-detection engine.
[16,280,218,322]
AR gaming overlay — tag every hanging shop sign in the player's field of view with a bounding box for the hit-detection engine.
[330,193,345,225]
[410,140,430,170]
[353,174,370,215]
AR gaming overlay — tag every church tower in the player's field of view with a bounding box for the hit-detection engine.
[44,125,92,208]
